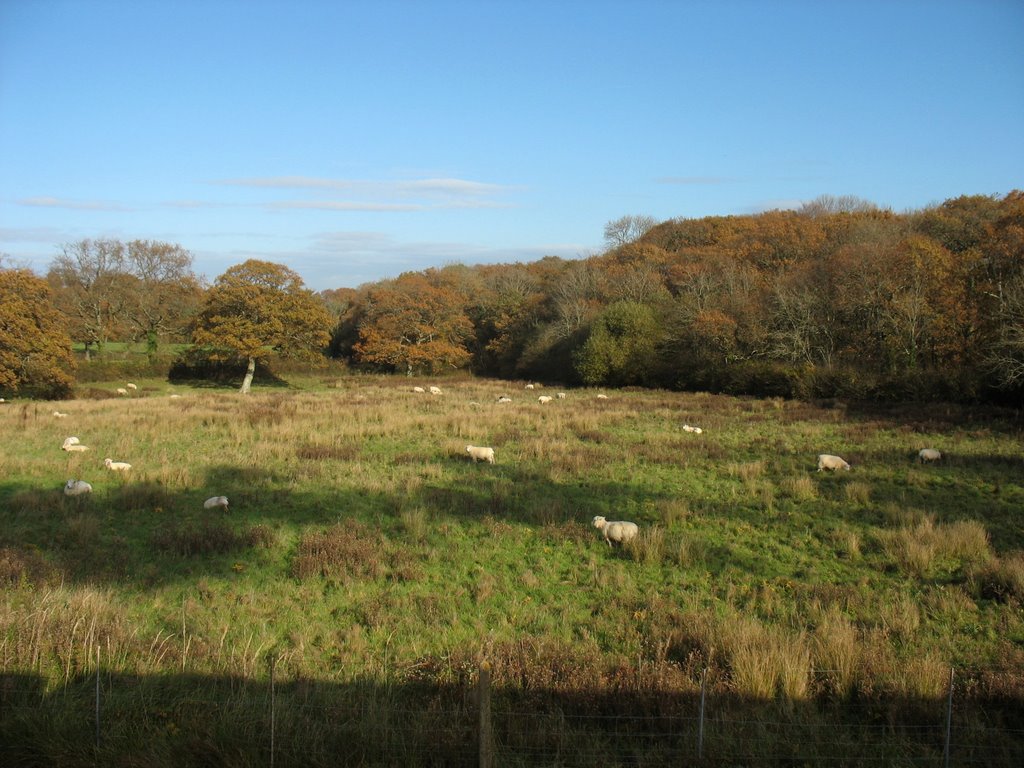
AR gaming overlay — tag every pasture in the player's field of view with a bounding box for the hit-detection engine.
[1,377,1022,765]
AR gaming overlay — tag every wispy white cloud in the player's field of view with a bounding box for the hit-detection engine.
[655,176,739,185]
[17,196,132,211]
[212,175,519,213]
[0,226,70,243]
[193,230,586,290]
[268,201,427,212]
[216,176,513,197]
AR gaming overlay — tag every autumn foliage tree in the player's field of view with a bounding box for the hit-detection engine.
[192,260,333,393]
[328,193,1022,402]
[352,271,473,375]
[0,267,75,399]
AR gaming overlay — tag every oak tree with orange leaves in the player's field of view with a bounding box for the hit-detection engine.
[0,267,76,399]
[353,272,473,375]
[192,260,333,393]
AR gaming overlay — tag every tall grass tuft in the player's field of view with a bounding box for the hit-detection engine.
[879,515,993,578]
[781,475,817,501]
[630,526,665,565]
[400,506,429,543]
[813,607,860,698]
[973,550,1024,604]
[720,614,811,700]
[843,481,871,505]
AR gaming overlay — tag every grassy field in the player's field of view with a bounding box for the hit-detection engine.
[1,375,1022,765]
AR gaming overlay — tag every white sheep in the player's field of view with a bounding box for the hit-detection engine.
[429,386,442,395]
[466,445,495,464]
[116,387,128,396]
[203,495,229,510]
[62,437,88,452]
[557,392,566,399]
[683,424,704,434]
[126,383,137,390]
[817,454,851,472]
[412,386,425,393]
[918,448,942,463]
[169,394,182,399]
[64,479,92,497]
[496,396,512,403]
[525,383,535,390]
[592,516,639,547]
[53,411,68,418]
[104,457,133,472]
[538,395,553,404]
[596,394,608,400]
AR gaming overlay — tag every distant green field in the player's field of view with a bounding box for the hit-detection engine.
[1,377,1022,765]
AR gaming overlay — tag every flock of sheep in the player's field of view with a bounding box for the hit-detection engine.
[417,381,946,551]
[54,383,228,511]
[29,378,946,553]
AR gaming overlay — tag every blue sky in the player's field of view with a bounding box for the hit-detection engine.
[2,0,1022,290]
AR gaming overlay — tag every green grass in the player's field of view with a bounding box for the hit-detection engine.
[1,377,1022,764]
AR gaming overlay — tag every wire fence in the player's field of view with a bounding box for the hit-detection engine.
[1,662,1022,767]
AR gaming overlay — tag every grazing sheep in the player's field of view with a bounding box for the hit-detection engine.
[62,437,88,452]
[53,411,68,418]
[412,386,425,393]
[538,395,553,404]
[466,445,495,464]
[104,458,133,472]
[116,387,128,396]
[918,448,942,463]
[496,396,512,403]
[429,386,442,395]
[817,454,851,472]
[64,479,92,497]
[525,383,535,390]
[126,383,137,390]
[682,424,703,434]
[596,394,608,400]
[557,392,566,399]
[592,516,639,548]
[203,495,229,510]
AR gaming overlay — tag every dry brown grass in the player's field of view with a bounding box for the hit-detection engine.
[719,614,812,700]
[812,607,860,697]
[781,475,817,501]
[878,515,993,579]
[973,550,1024,604]
[629,525,665,565]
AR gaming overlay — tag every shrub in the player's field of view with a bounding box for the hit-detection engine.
[153,521,270,557]
[974,551,1024,604]
[291,521,418,582]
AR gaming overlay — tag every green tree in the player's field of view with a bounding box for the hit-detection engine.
[192,260,333,393]
[0,268,76,399]
[574,301,660,386]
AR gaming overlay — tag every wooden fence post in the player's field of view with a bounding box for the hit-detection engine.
[94,645,101,750]
[944,667,955,768]
[478,661,493,768]
[270,655,276,768]
[697,666,707,760]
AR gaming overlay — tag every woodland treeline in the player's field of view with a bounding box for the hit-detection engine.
[330,192,1024,403]
[1,192,1022,403]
